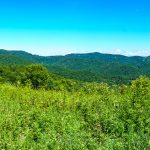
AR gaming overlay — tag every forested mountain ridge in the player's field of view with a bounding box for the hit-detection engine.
[0,49,150,84]
[1,49,149,64]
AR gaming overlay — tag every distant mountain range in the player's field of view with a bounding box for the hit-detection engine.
[0,49,150,84]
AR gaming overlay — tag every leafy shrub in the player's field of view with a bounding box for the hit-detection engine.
[0,76,150,149]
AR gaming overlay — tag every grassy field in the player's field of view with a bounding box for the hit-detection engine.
[0,77,150,149]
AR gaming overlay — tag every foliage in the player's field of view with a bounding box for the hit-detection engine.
[24,64,49,88]
[0,76,149,149]
[0,49,150,149]
[0,49,150,84]
[0,64,82,91]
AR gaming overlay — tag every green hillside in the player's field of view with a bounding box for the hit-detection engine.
[0,49,150,84]
[0,54,33,65]
[0,49,150,149]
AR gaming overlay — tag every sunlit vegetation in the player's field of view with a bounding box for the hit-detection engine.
[0,50,150,149]
[0,75,149,149]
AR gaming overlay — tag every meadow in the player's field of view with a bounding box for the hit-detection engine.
[0,76,150,150]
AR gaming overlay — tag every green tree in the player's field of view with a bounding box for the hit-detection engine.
[131,76,150,100]
[25,64,49,88]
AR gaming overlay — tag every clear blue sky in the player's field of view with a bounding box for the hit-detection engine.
[0,0,150,56]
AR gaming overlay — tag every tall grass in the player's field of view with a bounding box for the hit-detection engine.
[0,78,149,149]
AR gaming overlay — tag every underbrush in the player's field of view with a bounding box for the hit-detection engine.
[0,76,150,149]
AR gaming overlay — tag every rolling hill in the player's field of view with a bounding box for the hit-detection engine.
[0,49,150,84]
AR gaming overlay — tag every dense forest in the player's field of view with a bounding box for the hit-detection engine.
[0,49,150,149]
[0,49,150,84]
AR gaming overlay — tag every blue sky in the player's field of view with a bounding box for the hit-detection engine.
[0,0,150,56]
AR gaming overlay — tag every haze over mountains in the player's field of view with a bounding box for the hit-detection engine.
[0,49,150,84]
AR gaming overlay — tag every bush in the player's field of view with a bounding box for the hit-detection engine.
[25,64,49,88]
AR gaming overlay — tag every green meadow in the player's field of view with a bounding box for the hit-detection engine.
[0,76,149,149]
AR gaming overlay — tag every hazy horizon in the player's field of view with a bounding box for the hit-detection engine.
[1,48,150,57]
[0,0,150,56]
